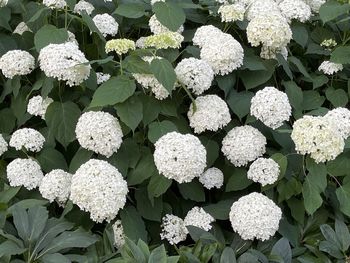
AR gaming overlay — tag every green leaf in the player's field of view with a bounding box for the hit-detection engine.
[203,199,233,220]
[141,95,161,125]
[81,12,105,41]
[227,90,254,120]
[220,247,236,263]
[124,238,146,263]
[302,171,327,215]
[0,108,15,133]
[331,46,350,64]
[319,0,350,23]
[0,241,26,258]
[336,176,350,217]
[283,81,303,111]
[37,148,68,172]
[0,187,20,203]
[114,3,145,18]
[288,56,311,80]
[135,188,163,222]
[302,91,325,111]
[152,2,186,31]
[34,25,68,51]
[270,238,292,263]
[150,58,176,94]
[69,148,93,173]
[11,205,30,242]
[90,76,136,108]
[320,224,342,249]
[128,149,156,186]
[325,87,348,107]
[148,245,167,263]
[216,73,236,97]
[0,7,11,31]
[120,206,148,242]
[45,102,81,147]
[147,173,172,198]
[148,120,178,143]
[291,23,309,48]
[335,219,350,252]
[327,153,350,176]
[115,95,143,132]
[225,168,252,192]
[124,55,152,74]
[240,69,274,90]
[178,181,205,202]
[28,206,49,243]
[186,226,217,242]
[41,253,70,263]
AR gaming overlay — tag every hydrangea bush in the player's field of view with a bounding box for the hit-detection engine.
[1,0,350,262]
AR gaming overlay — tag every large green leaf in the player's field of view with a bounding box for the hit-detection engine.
[148,120,178,143]
[331,46,350,64]
[114,3,145,18]
[0,240,26,258]
[34,25,68,51]
[115,95,143,132]
[220,247,236,263]
[319,0,350,23]
[37,148,68,172]
[270,238,292,263]
[150,58,176,94]
[152,2,186,31]
[148,245,167,263]
[127,148,156,186]
[227,90,254,120]
[147,173,172,198]
[178,181,205,202]
[135,188,163,222]
[120,206,148,242]
[302,171,327,215]
[336,175,350,217]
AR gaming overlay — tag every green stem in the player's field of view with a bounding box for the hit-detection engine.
[181,84,196,112]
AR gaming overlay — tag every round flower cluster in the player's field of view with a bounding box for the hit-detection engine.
[247,158,280,186]
[27,95,53,119]
[96,72,111,85]
[143,32,184,49]
[43,0,67,9]
[175,58,214,95]
[184,207,215,231]
[149,15,184,35]
[0,50,35,79]
[74,0,95,15]
[13,22,31,35]
[7,158,44,190]
[324,107,350,139]
[218,4,245,22]
[291,115,344,163]
[93,14,119,37]
[246,14,292,50]
[75,111,123,158]
[105,39,136,55]
[187,95,231,134]
[229,192,282,241]
[199,167,224,190]
[222,125,267,167]
[38,42,91,87]
[278,0,311,23]
[321,39,337,49]
[112,220,125,248]
[160,214,188,245]
[153,132,207,183]
[39,169,72,205]
[260,46,288,60]
[0,0,8,7]
[192,25,222,48]
[70,159,128,223]
[245,0,281,21]
[250,86,292,129]
[9,128,45,152]
[318,61,343,75]
[0,134,8,157]
[304,0,326,13]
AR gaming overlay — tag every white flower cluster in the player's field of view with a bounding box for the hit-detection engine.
[43,0,67,9]
[13,22,31,35]
[218,4,245,22]
[278,0,311,23]
[246,0,281,21]
[0,50,35,79]
[318,61,343,75]
[250,86,292,129]
[0,0,8,7]
[27,95,53,119]
[105,39,136,55]
[291,115,344,163]
[222,125,266,167]
[75,111,123,158]
[149,14,184,35]
[9,128,45,152]
[187,95,231,134]
[38,42,91,87]
[160,214,188,245]
[39,169,72,205]
[199,167,224,190]
[93,14,119,37]
[0,134,8,157]
[96,72,111,84]
[154,132,207,183]
[193,26,244,75]
[7,158,44,190]
[112,220,125,248]
[324,108,350,139]
[143,32,184,49]
[229,192,282,241]
[151,0,165,4]
[70,159,128,223]
[74,0,95,15]
[247,158,280,186]
[304,0,326,13]
[184,207,215,231]
[175,58,214,95]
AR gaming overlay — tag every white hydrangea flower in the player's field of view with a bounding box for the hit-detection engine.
[67,31,79,46]
[218,4,245,22]
[215,0,229,3]
[0,134,8,157]
[0,50,35,79]
[135,37,147,48]
[192,25,223,48]
[324,108,350,139]
[246,14,292,49]
[38,42,91,87]
[13,22,31,35]
[260,46,288,60]
[303,0,326,13]
[105,39,136,55]
[9,128,45,152]
[74,0,95,15]
[222,125,266,167]
[154,132,207,183]
[160,214,188,245]
[143,32,184,49]
[291,115,344,163]
[96,72,111,85]
[278,0,311,23]
[200,33,244,75]
[7,158,44,190]
[39,169,72,205]
[229,192,282,241]
[187,95,231,134]
[199,167,224,190]
[175,58,214,95]
[149,14,184,35]
[247,158,280,186]
[133,56,171,100]
[151,0,165,4]
[93,14,119,37]
[250,86,292,129]
[70,159,128,223]
[321,39,337,49]
[245,0,281,21]
[318,61,343,75]
[112,220,125,248]
[75,111,123,158]
[184,207,215,231]
[43,0,67,9]
[0,0,8,7]
[27,95,53,119]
